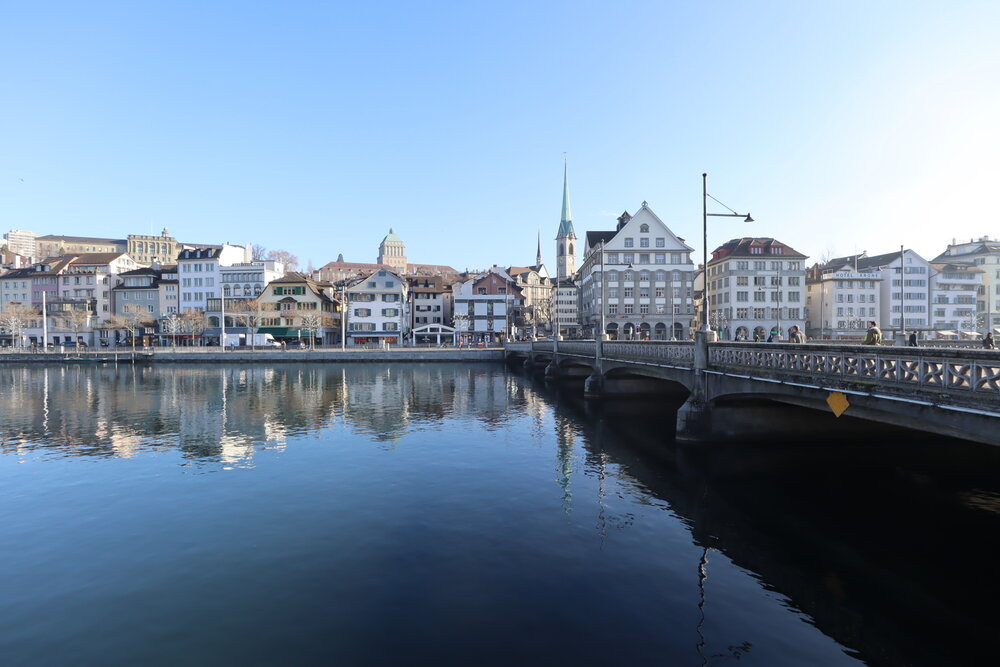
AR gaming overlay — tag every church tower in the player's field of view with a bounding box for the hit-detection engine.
[556,161,577,279]
[377,228,407,274]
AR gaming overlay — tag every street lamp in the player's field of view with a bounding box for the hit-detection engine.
[701,173,753,335]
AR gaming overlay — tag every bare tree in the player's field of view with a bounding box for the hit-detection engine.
[233,298,268,349]
[300,312,331,350]
[252,244,268,261]
[182,310,209,346]
[267,249,299,272]
[58,306,94,347]
[162,313,182,348]
[0,303,39,349]
[109,309,154,352]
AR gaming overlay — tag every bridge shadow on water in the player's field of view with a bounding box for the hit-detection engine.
[517,367,1000,667]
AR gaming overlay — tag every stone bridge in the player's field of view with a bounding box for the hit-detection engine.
[506,340,1000,446]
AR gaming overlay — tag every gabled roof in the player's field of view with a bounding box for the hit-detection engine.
[855,249,926,271]
[709,237,807,263]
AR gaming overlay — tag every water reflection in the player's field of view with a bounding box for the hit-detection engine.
[1,363,998,666]
[0,363,529,465]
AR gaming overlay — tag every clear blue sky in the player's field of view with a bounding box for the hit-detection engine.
[2,1,998,271]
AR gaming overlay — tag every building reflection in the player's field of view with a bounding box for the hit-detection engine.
[0,363,524,466]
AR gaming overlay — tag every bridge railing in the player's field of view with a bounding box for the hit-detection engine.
[709,342,1000,396]
[602,341,695,367]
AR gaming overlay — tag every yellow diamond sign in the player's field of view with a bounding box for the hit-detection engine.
[827,391,850,418]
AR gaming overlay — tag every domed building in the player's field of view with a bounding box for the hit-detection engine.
[378,229,407,275]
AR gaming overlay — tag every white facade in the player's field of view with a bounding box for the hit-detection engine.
[550,280,581,336]
[3,229,39,260]
[346,269,409,345]
[933,237,1000,332]
[929,263,982,334]
[857,249,931,335]
[579,205,696,340]
[452,266,520,342]
[220,259,284,300]
[805,256,882,339]
[178,244,252,313]
[705,238,807,341]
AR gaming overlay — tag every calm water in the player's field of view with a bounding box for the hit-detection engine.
[1,362,998,666]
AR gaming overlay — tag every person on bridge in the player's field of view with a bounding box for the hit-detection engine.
[788,325,806,344]
[984,332,996,350]
[864,321,882,345]
[908,332,918,347]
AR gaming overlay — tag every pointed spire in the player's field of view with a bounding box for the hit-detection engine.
[557,158,576,239]
[536,230,542,266]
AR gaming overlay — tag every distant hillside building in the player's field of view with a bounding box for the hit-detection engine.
[3,229,39,260]
[36,235,127,260]
[377,229,408,274]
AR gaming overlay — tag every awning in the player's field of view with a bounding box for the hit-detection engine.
[258,327,306,337]
[936,330,957,336]
[962,331,980,336]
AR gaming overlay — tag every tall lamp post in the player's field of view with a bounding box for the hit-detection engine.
[701,173,753,336]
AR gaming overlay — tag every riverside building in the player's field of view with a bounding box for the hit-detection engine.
[579,205,696,340]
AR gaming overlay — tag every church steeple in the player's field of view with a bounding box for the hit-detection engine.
[556,158,577,278]
[536,230,542,266]
[557,160,575,239]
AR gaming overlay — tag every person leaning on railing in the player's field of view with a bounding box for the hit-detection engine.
[863,321,882,345]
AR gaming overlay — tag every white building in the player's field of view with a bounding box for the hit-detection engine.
[929,262,983,336]
[177,244,252,314]
[579,206,697,340]
[706,237,808,341]
[856,249,930,339]
[452,266,522,344]
[932,237,1000,333]
[805,254,883,340]
[346,268,409,346]
[3,229,39,260]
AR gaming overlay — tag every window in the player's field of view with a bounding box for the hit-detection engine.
[655,254,666,264]
[608,271,619,281]
[640,304,649,314]
[608,288,618,298]
[639,270,650,281]
[655,271,666,281]
[624,287,633,298]
[639,287,649,297]
[608,304,618,315]
[640,238,649,248]
[623,253,634,264]
[477,288,487,295]
[624,238,634,248]
[639,224,649,233]
[624,304,633,314]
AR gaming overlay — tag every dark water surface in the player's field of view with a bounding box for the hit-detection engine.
[1,363,998,666]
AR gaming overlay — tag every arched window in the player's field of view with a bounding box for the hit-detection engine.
[223,285,231,297]
[244,284,252,296]
[623,271,633,281]
[640,224,649,233]
[655,270,666,281]
[569,243,574,255]
[559,243,565,256]
[608,270,619,281]
[208,316,219,327]
[639,270,650,281]
[254,286,262,296]
[672,270,682,282]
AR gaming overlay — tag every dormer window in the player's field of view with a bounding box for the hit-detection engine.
[640,224,649,233]
[770,247,784,255]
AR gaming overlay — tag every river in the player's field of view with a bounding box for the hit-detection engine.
[1,362,997,666]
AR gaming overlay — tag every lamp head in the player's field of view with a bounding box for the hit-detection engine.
[744,213,754,223]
